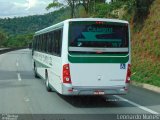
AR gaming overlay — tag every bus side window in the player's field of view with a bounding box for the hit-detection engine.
[47,33,50,53]
[44,33,47,53]
[38,35,40,51]
[39,35,41,51]
[33,37,35,50]
[42,34,45,52]
[43,29,62,56]
[52,31,56,55]
[48,32,52,54]
[54,30,58,55]
[51,31,55,55]
[36,36,38,51]
[58,29,62,56]
[35,37,37,50]
[55,30,60,55]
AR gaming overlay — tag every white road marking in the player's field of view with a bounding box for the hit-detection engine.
[114,95,159,114]
[16,62,19,67]
[24,97,30,102]
[17,73,22,81]
[16,58,19,67]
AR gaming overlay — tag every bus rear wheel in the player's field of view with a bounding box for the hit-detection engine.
[34,63,39,78]
[45,72,52,92]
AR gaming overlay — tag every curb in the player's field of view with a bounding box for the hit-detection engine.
[131,81,160,93]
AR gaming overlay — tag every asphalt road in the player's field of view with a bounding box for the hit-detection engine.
[0,49,160,120]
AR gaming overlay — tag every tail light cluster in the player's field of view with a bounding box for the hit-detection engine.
[63,64,72,84]
[125,64,131,83]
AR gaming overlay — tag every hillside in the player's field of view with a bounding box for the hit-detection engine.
[131,0,160,86]
[0,8,70,35]
[0,7,70,47]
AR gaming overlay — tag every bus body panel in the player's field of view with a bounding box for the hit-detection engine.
[49,56,62,94]
[69,63,127,87]
[33,51,63,94]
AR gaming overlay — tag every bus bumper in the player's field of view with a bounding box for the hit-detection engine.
[62,84,129,96]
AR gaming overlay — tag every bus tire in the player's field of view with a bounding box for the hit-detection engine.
[34,63,39,78]
[45,72,52,92]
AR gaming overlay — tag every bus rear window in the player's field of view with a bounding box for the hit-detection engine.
[69,21,129,54]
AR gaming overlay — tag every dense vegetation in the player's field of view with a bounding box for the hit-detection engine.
[0,8,70,47]
[0,0,159,86]
[0,0,153,47]
[131,0,160,86]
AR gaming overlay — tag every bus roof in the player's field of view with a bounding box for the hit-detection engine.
[35,18,129,36]
[66,18,128,23]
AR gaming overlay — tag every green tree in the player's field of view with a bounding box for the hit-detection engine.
[46,0,78,18]
[0,30,7,47]
[80,0,92,16]
[46,0,63,10]
[5,34,33,48]
[110,0,154,20]
[46,0,106,18]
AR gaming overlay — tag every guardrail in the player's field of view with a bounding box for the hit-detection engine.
[0,47,27,55]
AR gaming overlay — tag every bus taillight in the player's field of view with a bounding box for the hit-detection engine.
[96,21,104,24]
[125,64,131,83]
[63,64,72,84]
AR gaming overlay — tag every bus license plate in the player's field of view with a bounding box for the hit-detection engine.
[94,91,104,95]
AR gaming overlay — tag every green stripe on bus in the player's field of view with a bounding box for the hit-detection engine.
[68,55,129,63]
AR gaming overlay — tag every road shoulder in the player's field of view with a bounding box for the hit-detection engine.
[131,81,160,93]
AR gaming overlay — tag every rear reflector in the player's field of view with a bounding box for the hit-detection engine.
[68,88,73,92]
[63,64,72,84]
[125,64,131,83]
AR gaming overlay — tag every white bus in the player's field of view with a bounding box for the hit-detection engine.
[32,18,131,96]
